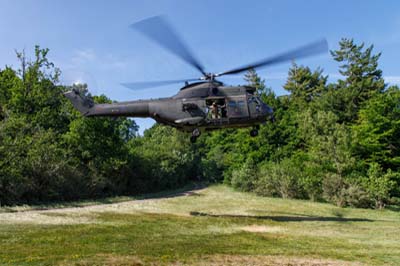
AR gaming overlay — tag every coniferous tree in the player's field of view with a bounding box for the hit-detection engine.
[352,86,400,170]
[328,38,385,123]
[284,62,327,105]
[244,68,269,95]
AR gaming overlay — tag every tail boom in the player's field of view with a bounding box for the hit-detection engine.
[64,90,150,118]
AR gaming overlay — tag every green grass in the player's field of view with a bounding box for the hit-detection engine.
[0,185,399,265]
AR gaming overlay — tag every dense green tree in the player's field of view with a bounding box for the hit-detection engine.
[327,38,385,123]
[0,67,20,120]
[0,116,31,205]
[0,47,140,204]
[128,125,196,192]
[284,62,327,105]
[244,68,272,96]
[352,86,400,170]
[244,69,299,162]
[63,94,137,196]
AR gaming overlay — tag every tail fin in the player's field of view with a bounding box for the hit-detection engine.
[64,89,94,116]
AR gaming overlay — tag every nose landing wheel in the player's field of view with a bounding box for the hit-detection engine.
[250,125,259,137]
[250,129,258,137]
[190,128,201,143]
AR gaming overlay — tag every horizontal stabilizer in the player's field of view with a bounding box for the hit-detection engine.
[64,90,94,116]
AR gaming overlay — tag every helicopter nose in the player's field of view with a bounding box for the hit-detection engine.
[262,104,274,120]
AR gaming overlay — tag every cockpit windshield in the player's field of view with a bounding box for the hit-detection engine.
[247,95,263,117]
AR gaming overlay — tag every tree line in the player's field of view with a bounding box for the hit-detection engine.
[0,39,399,209]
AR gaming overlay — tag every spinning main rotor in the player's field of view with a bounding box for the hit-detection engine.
[122,16,328,90]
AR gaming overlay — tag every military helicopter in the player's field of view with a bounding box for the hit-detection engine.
[65,16,328,142]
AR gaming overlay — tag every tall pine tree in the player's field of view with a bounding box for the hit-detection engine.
[329,38,385,123]
[284,62,327,106]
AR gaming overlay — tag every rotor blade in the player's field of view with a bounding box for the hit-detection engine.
[130,16,207,76]
[216,39,328,77]
[121,78,199,90]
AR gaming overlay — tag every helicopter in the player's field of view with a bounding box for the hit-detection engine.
[64,16,328,143]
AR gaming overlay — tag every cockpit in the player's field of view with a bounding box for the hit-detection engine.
[248,95,273,118]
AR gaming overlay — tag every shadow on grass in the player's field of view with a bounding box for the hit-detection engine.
[189,211,373,222]
[0,182,208,213]
[134,182,207,200]
[386,205,400,212]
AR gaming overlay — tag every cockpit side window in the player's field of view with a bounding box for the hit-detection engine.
[248,96,261,117]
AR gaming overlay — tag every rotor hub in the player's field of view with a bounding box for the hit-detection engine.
[200,73,217,81]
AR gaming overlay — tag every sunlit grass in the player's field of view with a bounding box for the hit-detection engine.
[0,185,399,265]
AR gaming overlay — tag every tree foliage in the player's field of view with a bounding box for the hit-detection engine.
[1,39,399,209]
[201,38,398,209]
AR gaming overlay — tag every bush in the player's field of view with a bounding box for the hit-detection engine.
[128,125,197,193]
[340,183,371,208]
[363,163,396,209]
[322,172,378,208]
[200,158,222,182]
[322,173,346,206]
[230,158,258,192]
[255,158,304,199]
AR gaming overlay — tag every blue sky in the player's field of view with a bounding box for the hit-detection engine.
[1,0,400,133]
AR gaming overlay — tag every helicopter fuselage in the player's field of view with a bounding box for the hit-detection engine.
[64,81,274,134]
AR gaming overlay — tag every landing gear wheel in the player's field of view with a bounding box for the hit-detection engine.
[250,128,258,137]
[190,128,201,143]
[192,128,201,137]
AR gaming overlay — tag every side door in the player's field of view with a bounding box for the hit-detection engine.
[205,97,227,121]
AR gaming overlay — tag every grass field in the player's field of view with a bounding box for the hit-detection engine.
[0,184,399,265]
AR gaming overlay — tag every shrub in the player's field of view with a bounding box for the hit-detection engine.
[340,183,371,208]
[363,163,396,209]
[200,158,222,182]
[255,158,304,199]
[322,173,346,206]
[230,158,258,192]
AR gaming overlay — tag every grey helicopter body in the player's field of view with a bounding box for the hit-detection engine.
[65,16,327,142]
[65,80,272,141]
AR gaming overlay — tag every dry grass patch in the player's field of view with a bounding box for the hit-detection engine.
[172,255,362,266]
[60,254,144,266]
[61,254,363,266]
[0,211,96,225]
[240,224,284,233]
